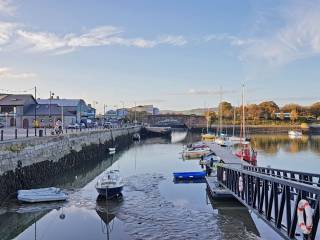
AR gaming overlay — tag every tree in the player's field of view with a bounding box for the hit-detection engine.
[281,104,302,113]
[204,110,216,125]
[259,101,279,120]
[279,111,285,121]
[310,102,320,117]
[290,109,298,123]
[218,101,233,119]
[247,104,261,121]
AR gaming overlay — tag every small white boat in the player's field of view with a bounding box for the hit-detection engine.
[17,187,68,203]
[95,170,124,199]
[288,130,302,137]
[215,135,233,147]
[109,147,116,152]
[182,147,211,159]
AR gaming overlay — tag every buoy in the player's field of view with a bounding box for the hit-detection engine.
[297,199,313,235]
[239,176,243,192]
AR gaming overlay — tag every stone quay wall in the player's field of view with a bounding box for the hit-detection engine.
[0,127,140,203]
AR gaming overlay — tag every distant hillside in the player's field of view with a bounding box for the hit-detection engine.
[160,107,218,116]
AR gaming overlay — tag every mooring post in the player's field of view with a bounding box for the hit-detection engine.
[26,128,29,138]
[0,130,3,141]
[15,128,17,139]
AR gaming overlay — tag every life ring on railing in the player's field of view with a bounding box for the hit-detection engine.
[239,176,243,192]
[223,171,226,181]
[297,199,313,235]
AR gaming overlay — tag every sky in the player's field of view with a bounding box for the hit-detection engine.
[0,0,320,113]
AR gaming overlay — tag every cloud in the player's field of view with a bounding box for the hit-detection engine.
[0,21,17,46]
[206,1,320,65]
[15,26,187,54]
[0,0,15,15]
[169,89,237,96]
[0,67,36,78]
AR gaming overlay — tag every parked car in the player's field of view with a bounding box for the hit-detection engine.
[68,123,80,129]
[103,122,112,129]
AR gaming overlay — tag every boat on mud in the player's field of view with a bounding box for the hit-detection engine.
[95,170,124,199]
[17,187,68,203]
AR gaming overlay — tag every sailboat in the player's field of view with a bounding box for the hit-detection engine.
[235,84,257,165]
[201,105,216,142]
[214,88,233,147]
[229,107,248,144]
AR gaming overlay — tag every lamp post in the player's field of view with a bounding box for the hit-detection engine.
[49,91,54,127]
[34,86,37,136]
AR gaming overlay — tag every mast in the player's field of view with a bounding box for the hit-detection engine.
[232,107,236,137]
[219,86,223,136]
[242,84,246,139]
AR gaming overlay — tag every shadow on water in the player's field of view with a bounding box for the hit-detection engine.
[206,188,260,239]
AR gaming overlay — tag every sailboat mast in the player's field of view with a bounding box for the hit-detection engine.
[242,84,246,139]
[219,86,223,136]
[232,107,236,137]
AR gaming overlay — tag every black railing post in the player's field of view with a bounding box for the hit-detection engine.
[26,128,29,138]
[15,128,17,139]
[0,130,3,141]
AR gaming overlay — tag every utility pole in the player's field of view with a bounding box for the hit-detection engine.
[134,102,137,125]
[34,86,37,136]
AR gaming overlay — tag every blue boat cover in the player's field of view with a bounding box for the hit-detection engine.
[173,171,206,179]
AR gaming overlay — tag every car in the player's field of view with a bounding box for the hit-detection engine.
[68,123,80,129]
[0,122,4,128]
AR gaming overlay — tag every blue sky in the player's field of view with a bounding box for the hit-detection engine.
[0,0,320,112]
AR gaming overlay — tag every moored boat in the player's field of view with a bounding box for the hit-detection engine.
[182,147,211,159]
[95,170,124,199]
[17,187,68,203]
[288,130,302,137]
[173,171,206,180]
[235,143,257,166]
[201,133,216,142]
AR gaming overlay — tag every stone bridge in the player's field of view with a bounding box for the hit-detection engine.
[146,114,206,129]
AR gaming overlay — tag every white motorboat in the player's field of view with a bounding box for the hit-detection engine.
[288,130,302,137]
[17,187,68,203]
[95,170,124,199]
[215,134,233,147]
[182,147,211,159]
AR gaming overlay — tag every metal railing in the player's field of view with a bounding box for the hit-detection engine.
[0,125,138,142]
[244,166,320,186]
[217,165,320,240]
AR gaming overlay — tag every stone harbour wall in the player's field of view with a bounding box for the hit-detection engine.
[0,127,140,203]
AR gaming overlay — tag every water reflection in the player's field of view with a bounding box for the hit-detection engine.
[252,134,319,155]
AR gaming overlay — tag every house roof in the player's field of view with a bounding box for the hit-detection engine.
[0,94,37,106]
[37,99,82,107]
[24,104,76,116]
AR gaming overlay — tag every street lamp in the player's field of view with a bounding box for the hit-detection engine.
[49,91,54,127]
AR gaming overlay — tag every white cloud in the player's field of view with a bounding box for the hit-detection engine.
[0,0,15,15]
[206,1,320,65]
[15,26,187,54]
[0,21,17,45]
[0,67,36,78]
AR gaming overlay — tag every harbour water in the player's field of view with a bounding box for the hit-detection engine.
[1,132,320,240]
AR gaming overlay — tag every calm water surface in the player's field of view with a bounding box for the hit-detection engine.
[1,133,320,240]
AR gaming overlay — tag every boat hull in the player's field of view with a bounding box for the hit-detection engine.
[96,186,123,199]
[173,171,206,180]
